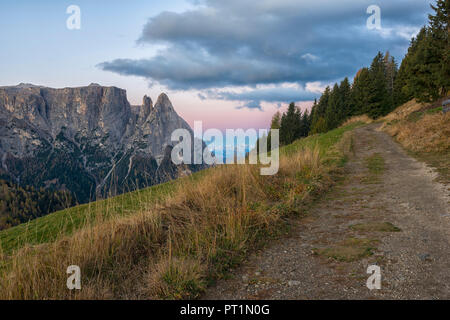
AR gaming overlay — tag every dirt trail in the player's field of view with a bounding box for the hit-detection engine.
[204,123,450,299]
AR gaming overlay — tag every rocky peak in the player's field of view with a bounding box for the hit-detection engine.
[16,83,41,89]
[139,95,153,122]
[0,83,41,90]
[155,93,173,111]
[143,95,153,110]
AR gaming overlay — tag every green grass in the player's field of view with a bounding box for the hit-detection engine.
[362,153,385,184]
[406,107,443,123]
[425,106,443,114]
[283,122,362,162]
[0,122,364,256]
[314,237,378,262]
[350,222,401,232]
[0,173,210,255]
[159,259,207,300]
[365,153,385,175]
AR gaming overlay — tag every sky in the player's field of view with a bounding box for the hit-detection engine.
[0,0,432,133]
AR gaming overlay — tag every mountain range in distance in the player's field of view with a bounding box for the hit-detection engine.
[0,83,208,206]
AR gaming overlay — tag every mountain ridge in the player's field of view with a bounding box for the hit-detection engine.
[0,83,206,205]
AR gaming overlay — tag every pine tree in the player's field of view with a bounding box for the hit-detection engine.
[301,109,311,137]
[280,102,302,145]
[428,0,449,97]
[270,111,281,129]
[325,83,340,130]
[393,28,429,106]
[339,77,352,119]
[384,52,397,93]
[263,110,282,151]
[311,87,331,133]
[400,1,449,103]
[384,51,398,112]
[309,98,318,129]
[367,52,391,118]
[351,68,371,116]
[408,28,441,102]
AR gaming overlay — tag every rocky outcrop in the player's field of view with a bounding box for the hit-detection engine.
[0,84,207,203]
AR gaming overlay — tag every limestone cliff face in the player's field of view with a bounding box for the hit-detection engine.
[0,83,206,203]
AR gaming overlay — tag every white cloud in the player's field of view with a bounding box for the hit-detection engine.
[305,81,328,94]
[301,53,320,63]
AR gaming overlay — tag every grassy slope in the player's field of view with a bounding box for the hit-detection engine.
[380,99,450,183]
[0,122,366,300]
[0,172,217,255]
[0,123,362,256]
[0,179,175,255]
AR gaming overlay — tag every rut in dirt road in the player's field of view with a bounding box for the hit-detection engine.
[204,123,450,300]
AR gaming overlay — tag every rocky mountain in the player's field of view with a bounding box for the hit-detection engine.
[0,83,207,204]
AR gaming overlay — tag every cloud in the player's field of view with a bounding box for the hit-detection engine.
[305,81,332,94]
[198,83,323,111]
[202,84,320,110]
[236,100,263,111]
[98,0,431,104]
[301,53,320,63]
[208,85,318,102]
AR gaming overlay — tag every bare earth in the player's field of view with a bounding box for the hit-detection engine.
[204,123,450,300]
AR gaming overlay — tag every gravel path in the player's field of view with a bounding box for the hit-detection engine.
[203,123,450,299]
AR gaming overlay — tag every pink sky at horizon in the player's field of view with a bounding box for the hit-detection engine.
[167,94,314,132]
[121,83,315,132]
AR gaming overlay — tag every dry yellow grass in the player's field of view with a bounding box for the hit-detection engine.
[381,99,426,123]
[341,115,373,127]
[0,143,337,299]
[379,99,450,183]
[380,100,450,153]
[383,112,450,153]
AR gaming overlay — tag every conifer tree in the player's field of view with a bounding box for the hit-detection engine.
[311,87,331,133]
[301,109,311,137]
[367,52,390,118]
[339,77,352,119]
[428,0,449,97]
[280,102,302,145]
[270,111,282,129]
[393,31,422,107]
[325,83,340,130]
[351,68,371,116]
[396,1,449,103]
[384,51,398,112]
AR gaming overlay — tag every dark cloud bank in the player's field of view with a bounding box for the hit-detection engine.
[98,0,431,110]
